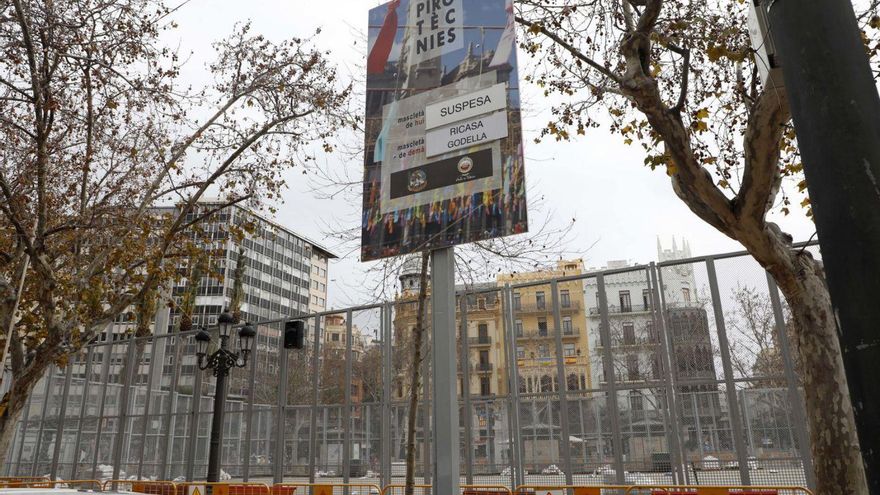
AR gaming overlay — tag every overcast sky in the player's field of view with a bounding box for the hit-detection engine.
[164,0,816,309]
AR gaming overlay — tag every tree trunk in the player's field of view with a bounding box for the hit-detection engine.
[405,252,430,495]
[767,250,868,495]
[0,348,54,467]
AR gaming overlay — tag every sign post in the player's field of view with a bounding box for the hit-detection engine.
[430,246,459,495]
[364,1,525,492]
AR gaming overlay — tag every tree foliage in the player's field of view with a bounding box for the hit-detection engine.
[0,0,353,462]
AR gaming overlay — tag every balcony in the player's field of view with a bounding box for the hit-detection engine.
[588,303,653,316]
[515,327,580,340]
[473,362,493,373]
[468,335,492,346]
[513,300,582,314]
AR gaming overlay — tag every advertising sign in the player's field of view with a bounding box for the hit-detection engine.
[361,0,527,261]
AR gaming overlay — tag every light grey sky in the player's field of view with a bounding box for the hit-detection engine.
[165,0,816,309]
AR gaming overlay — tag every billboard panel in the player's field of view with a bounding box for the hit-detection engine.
[361,0,527,261]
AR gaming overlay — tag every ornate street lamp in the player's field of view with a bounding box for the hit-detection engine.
[195,309,255,483]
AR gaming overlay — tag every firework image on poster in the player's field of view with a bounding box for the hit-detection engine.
[361,0,527,262]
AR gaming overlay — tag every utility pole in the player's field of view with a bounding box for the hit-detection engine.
[766,0,880,489]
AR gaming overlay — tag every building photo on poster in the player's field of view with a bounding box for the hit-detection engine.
[361,0,527,262]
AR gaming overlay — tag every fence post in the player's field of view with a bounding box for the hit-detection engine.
[161,334,184,480]
[91,343,113,479]
[766,271,816,490]
[137,336,160,479]
[274,329,290,484]
[550,280,574,484]
[342,310,354,494]
[308,316,322,484]
[30,365,54,477]
[242,326,259,482]
[596,272,626,484]
[460,296,474,484]
[111,338,137,480]
[501,285,524,488]
[70,345,93,479]
[49,363,73,479]
[381,304,392,486]
[706,258,751,485]
[185,344,204,481]
[651,264,688,484]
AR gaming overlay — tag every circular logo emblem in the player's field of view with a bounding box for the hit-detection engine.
[407,170,427,192]
[457,156,474,174]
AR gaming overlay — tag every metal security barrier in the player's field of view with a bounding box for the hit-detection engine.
[0,476,50,487]
[623,486,814,495]
[275,483,382,495]
[3,241,821,492]
[103,479,179,494]
[380,484,432,495]
[515,484,634,495]
[176,482,272,495]
[1,479,102,490]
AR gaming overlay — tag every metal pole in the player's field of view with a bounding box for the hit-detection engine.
[308,316,322,484]
[206,346,230,483]
[381,305,392,486]
[430,247,460,495]
[501,285,524,487]
[91,344,112,480]
[651,264,688,483]
[422,323,432,486]
[767,1,880,486]
[765,272,815,489]
[459,297,474,485]
[185,354,204,481]
[49,363,72,479]
[595,273,625,484]
[273,335,289,484]
[705,258,751,485]
[30,364,54,477]
[549,280,574,484]
[111,339,137,481]
[242,330,259,482]
[70,346,93,480]
[342,311,353,492]
[137,336,160,479]
[161,334,184,480]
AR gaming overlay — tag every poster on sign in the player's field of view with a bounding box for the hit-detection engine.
[361,0,527,261]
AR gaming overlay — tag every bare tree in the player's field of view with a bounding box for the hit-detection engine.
[0,0,353,462]
[515,0,873,491]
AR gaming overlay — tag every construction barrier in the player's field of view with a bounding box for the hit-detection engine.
[0,476,51,488]
[515,483,636,495]
[623,486,814,495]
[1,479,103,490]
[276,482,382,495]
[176,481,272,495]
[102,479,179,495]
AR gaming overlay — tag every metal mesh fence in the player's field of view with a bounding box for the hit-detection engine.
[2,247,815,491]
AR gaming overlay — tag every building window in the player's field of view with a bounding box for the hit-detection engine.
[562,317,573,334]
[567,373,579,391]
[518,375,527,393]
[513,293,521,310]
[630,390,644,412]
[682,287,691,304]
[538,344,550,358]
[478,298,486,310]
[560,289,571,308]
[516,346,525,359]
[515,319,523,337]
[642,289,652,310]
[536,291,546,310]
[537,318,548,336]
[480,377,491,396]
[646,321,658,342]
[623,322,635,345]
[331,333,340,342]
[626,354,640,381]
[540,375,553,393]
[563,343,575,357]
[478,350,489,368]
[478,323,488,339]
[619,290,632,312]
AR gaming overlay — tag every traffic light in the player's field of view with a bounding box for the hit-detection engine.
[284,320,305,349]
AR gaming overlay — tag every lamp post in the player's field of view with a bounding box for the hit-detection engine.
[195,309,256,483]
